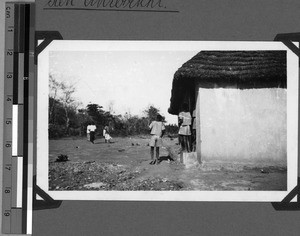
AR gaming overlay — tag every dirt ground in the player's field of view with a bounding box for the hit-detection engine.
[49,136,287,191]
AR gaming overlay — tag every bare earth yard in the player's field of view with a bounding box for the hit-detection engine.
[49,136,287,191]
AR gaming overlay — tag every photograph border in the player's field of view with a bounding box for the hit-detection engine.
[37,40,298,201]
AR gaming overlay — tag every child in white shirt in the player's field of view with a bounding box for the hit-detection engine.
[149,114,165,165]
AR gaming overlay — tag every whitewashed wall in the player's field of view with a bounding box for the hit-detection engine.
[198,88,287,162]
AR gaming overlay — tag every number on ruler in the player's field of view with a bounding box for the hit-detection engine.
[5,142,11,148]
[4,188,11,194]
[7,50,13,56]
[6,6,11,18]
[7,26,14,32]
[5,164,11,171]
[4,210,11,217]
[7,73,13,79]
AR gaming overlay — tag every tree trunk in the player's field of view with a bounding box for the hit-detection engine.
[64,106,70,135]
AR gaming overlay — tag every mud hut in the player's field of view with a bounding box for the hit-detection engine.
[168,51,287,163]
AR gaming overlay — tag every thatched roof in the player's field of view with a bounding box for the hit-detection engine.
[168,51,287,115]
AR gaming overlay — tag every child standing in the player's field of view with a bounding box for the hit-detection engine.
[178,103,192,153]
[149,114,165,165]
[89,122,97,144]
[86,124,90,141]
[103,126,112,143]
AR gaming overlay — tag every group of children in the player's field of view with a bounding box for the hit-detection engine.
[148,103,195,165]
[86,123,112,144]
[86,102,194,165]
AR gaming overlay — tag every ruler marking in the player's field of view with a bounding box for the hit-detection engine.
[11,157,17,208]
[2,2,15,233]
[18,54,25,104]
[17,157,23,208]
[12,105,18,156]
[13,53,19,104]
[18,105,24,156]
[2,2,38,234]
[13,3,19,106]
[26,164,33,235]
[19,5,27,234]
[3,3,36,234]
[14,4,19,52]
[22,4,32,234]
[26,5,35,234]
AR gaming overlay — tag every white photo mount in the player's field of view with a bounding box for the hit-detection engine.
[35,35,299,203]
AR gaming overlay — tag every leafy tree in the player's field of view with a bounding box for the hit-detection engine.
[143,105,166,123]
[48,74,78,136]
[86,104,105,124]
[85,103,115,134]
[48,81,179,138]
[49,97,66,125]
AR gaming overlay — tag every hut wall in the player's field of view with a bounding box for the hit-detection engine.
[198,87,287,162]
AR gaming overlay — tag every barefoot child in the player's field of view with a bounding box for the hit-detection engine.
[149,114,165,165]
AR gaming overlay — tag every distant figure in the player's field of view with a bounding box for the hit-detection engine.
[149,114,165,165]
[89,122,97,144]
[103,126,112,143]
[86,124,91,141]
[178,103,192,153]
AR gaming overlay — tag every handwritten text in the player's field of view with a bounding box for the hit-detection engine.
[45,0,174,12]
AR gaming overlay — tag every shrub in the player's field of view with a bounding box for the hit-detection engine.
[49,124,66,139]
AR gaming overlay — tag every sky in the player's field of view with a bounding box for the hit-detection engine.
[49,50,198,124]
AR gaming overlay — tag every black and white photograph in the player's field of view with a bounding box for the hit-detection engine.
[37,41,298,201]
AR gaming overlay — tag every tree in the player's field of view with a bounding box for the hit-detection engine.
[76,108,92,135]
[49,75,61,124]
[143,105,166,123]
[85,103,115,133]
[49,97,65,125]
[86,104,104,124]
[48,74,78,135]
[59,81,76,133]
